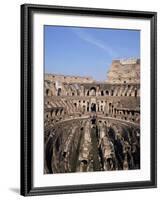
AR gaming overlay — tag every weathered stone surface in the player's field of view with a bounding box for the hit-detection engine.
[45,74,94,84]
[44,58,140,174]
[106,58,140,84]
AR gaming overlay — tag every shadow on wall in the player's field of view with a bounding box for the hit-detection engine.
[9,188,20,194]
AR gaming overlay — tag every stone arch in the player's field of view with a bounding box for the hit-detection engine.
[55,109,59,116]
[91,103,96,112]
[105,90,109,96]
[111,89,114,96]
[89,87,96,96]
[46,89,52,96]
[57,88,61,96]
[101,90,104,96]
[87,101,89,112]
[109,103,112,113]
[60,109,63,115]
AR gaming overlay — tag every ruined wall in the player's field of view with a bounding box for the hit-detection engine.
[45,74,94,84]
[44,58,140,127]
[106,58,140,84]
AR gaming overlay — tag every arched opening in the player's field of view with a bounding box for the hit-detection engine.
[80,160,88,172]
[46,89,49,96]
[46,89,52,96]
[87,90,89,96]
[57,88,61,96]
[55,109,59,116]
[134,89,137,97]
[91,103,96,112]
[109,103,112,114]
[101,90,104,96]
[89,87,96,96]
[60,109,63,115]
[106,90,109,96]
[87,102,89,112]
[81,160,87,165]
[111,90,114,96]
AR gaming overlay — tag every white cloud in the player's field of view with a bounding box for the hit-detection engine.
[72,28,118,57]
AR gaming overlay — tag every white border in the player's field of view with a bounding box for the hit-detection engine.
[33,13,151,187]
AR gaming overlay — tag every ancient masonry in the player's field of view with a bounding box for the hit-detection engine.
[44,58,140,173]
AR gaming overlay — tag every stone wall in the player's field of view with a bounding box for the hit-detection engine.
[44,58,140,174]
[106,58,140,84]
[45,74,94,84]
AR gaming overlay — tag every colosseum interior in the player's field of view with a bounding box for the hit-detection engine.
[44,58,140,174]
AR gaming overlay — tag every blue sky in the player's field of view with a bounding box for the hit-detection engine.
[44,26,140,81]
